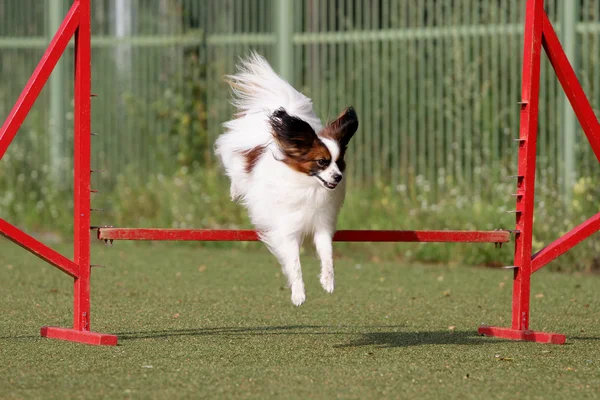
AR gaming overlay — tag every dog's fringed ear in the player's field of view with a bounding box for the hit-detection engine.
[324,107,359,148]
[269,108,319,158]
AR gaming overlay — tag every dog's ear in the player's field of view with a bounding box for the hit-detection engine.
[323,107,359,148]
[269,108,320,158]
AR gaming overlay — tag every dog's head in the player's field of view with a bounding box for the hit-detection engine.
[269,107,358,190]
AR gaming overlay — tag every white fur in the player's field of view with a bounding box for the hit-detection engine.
[215,52,347,306]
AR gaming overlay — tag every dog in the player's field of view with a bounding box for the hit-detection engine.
[215,52,358,306]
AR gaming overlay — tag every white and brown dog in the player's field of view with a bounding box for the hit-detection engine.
[215,52,358,306]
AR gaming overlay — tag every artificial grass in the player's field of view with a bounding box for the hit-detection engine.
[1,239,599,400]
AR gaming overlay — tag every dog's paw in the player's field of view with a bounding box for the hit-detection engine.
[291,282,306,306]
[291,291,306,306]
[320,273,335,293]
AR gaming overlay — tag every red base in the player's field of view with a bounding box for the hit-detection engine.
[41,326,118,346]
[478,326,566,344]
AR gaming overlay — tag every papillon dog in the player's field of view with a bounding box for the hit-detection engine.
[215,52,358,306]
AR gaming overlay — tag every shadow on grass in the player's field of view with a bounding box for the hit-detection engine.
[117,325,398,340]
[335,330,502,347]
[337,332,600,348]
[115,325,505,347]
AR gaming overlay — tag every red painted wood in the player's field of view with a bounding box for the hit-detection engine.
[0,1,80,160]
[531,211,600,273]
[511,0,545,331]
[99,228,260,241]
[73,0,92,332]
[0,218,79,278]
[96,228,511,243]
[478,326,566,345]
[335,230,510,243]
[41,326,117,346]
[542,15,600,162]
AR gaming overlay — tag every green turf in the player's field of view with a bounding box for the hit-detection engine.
[1,240,599,400]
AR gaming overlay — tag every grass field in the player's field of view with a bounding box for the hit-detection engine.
[1,239,600,399]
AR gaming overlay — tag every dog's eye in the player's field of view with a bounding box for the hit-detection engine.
[317,159,329,167]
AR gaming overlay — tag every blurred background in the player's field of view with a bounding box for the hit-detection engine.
[1,0,599,271]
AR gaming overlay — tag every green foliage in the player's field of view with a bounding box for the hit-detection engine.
[151,52,211,170]
[0,110,73,233]
[109,166,249,230]
[117,51,211,175]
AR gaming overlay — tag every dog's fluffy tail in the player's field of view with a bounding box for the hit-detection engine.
[224,52,321,130]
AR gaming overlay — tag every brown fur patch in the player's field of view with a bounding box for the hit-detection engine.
[241,146,266,173]
[282,141,331,175]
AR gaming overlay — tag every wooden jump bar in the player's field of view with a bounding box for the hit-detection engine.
[96,228,511,243]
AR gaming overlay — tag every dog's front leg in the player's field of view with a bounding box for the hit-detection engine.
[314,230,335,293]
[271,237,306,306]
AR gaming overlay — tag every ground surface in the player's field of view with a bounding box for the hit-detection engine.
[1,240,599,399]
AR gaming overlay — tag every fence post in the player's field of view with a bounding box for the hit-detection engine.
[48,0,66,183]
[561,0,577,200]
[275,0,293,84]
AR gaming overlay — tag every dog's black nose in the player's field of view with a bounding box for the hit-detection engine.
[333,174,342,183]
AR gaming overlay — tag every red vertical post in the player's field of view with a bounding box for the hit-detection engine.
[512,0,544,331]
[73,0,92,332]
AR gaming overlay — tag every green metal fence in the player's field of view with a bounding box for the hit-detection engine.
[1,1,599,201]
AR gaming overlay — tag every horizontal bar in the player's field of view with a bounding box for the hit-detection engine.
[0,35,204,49]
[41,327,117,346]
[92,35,203,47]
[99,228,259,241]
[0,218,79,278]
[336,230,511,242]
[0,24,525,50]
[478,326,566,344]
[207,33,275,45]
[208,24,524,46]
[294,24,523,44]
[0,37,48,48]
[97,228,510,243]
[7,21,600,51]
[531,211,600,273]
[0,1,79,160]
[577,22,600,33]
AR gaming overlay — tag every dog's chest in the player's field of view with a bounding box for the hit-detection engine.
[292,187,339,228]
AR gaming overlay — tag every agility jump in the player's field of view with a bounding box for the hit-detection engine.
[1,0,598,345]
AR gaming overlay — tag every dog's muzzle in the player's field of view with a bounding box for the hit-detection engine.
[315,175,338,190]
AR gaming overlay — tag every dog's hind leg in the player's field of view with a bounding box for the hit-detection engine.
[314,230,335,293]
[267,236,306,306]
